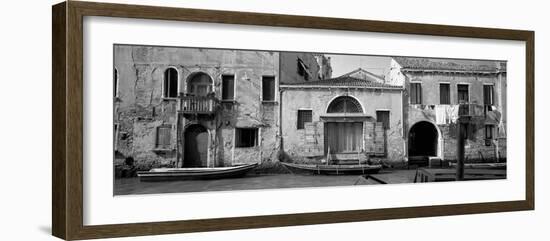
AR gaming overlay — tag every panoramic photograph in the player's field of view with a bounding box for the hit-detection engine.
[112,44,507,195]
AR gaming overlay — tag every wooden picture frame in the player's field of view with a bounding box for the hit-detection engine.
[52,1,534,240]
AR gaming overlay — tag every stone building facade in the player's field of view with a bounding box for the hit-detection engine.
[280,72,405,163]
[388,57,507,163]
[114,45,280,169]
[113,47,506,170]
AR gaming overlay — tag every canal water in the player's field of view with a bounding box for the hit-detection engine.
[114,174,371,195]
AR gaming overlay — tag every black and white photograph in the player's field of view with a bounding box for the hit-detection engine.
[113,45,507,195]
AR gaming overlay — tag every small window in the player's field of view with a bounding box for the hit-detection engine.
[439,83,450,104]
[114,124,119,151]
[156,125,171,149]
[297,59,310,80]
[485,125,494,139]
[262,76,275,101]
[114,68,119,97]
[457,84,469,103]
[221,75,235,101]
[376,110,390,129]
[164,68,178,98]
[297,110,313,129]
[484,85,494,106]
[235,128,258,148]
[410,83,422,104]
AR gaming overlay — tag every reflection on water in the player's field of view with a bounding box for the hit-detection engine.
[114,174,369,195]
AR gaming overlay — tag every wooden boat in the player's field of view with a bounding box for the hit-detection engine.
[281,162,382,175]
[449,162,506,169]
[137,163,258,182]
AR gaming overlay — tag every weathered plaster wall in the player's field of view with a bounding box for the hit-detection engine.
[280,52,324,84]
[404,72,505,106]
[440,124,506,162]
[281,87,405,162]
[385,59,407,86]
[114,45,280,169]
[402,71,507,162]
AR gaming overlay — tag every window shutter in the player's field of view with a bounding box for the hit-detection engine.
[262,76,275,101]
[410,83,422,104]
[484,85,494,105]
[457,84,469,103]
[156,126,171,148]
[164,68,178,98]
[222,75,234,100]
[440,83,450,104]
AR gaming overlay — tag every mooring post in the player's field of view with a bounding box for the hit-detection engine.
[456,118,466,181]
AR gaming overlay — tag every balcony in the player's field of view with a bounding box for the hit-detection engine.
[458,103,487,117]
[179,95,219,115]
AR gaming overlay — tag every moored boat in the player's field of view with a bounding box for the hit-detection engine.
[281,162,382,175]
[137,163,258,182]
[449,162,506,169]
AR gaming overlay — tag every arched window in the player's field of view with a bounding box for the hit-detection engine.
[187,72,212,96]
[327,96,362,113]
[113,68,119,97]
[164,68,178,98]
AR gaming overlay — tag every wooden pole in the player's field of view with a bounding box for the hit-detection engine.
[456,119,466,181]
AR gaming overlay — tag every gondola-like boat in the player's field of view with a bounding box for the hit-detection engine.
[281,162,382,175]
[137,163,258,182]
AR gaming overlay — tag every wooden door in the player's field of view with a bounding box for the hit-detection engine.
[184,125,208,167]
[325,122,363,153]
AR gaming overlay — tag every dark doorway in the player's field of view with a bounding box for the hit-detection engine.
[184,124,208,167]
[408,121,438,157]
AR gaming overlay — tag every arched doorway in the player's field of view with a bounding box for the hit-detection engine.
[184,124,208,167]
[324,96,364,155]
[187,72,213,96]
[408,121,438,157]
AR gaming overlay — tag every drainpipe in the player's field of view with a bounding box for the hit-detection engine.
[176,96,181,167]
[279,88,285,153]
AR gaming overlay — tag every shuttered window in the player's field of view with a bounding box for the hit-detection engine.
[262,76,275,101]
[457,84,469,103]
[235,128,258,147]
[485,125,494,139]
[297,58,310,80]
[484,85,494,105]
[410,83,422,104]
[297,110,313,129]
[222,75,234,100]
[376,110,390,130]
[156,125,171,149]
[114,68,119,97]
[114,124,119,151]
[439,83,450,104]
[164,68,178,98]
